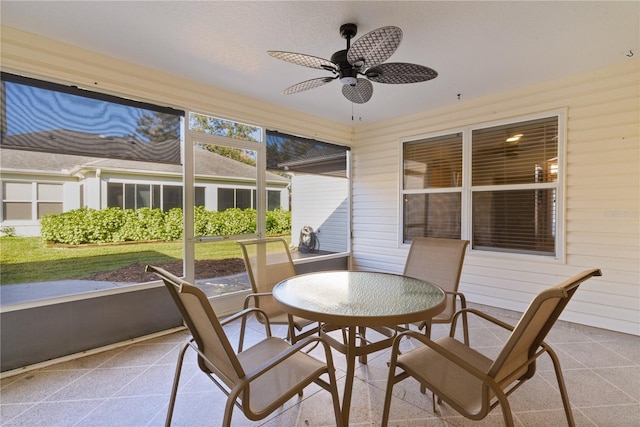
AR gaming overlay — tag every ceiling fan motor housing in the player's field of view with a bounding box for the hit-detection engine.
[331,49,359,85]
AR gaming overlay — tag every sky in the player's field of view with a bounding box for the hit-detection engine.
[4,81,150,138]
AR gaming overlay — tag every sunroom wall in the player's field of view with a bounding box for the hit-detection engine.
[2,27,638,336]
[351,58,640,335]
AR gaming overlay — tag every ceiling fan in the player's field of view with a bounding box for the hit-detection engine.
[268,23,438,104]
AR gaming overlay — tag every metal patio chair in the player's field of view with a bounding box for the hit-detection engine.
[382,268,602,427]
[403,237,470,344]
[146,265,342,427]
[237,238,319,351]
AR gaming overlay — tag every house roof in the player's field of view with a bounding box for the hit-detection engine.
[1,130,288,184]
[2,129,180,164]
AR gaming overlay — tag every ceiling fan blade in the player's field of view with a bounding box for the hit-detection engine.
[268,51,337,72]
[342,78,373,104]
[347,26,402,68]
[282,77,336,95]
[365,62,438,84]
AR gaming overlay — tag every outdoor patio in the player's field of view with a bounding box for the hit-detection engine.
[1,303,638,426]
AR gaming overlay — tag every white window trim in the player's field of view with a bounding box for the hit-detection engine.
[399,109,566,262]
[1,180,64,222]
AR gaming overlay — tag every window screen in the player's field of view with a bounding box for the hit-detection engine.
[1,73,183,164]
[266,130,350,178]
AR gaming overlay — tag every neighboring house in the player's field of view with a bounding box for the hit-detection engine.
[0,130,290,237]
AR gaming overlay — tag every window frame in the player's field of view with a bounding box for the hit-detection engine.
[106,182,192,211]
[1,180,64,221]
[401,130,464,242]
[399,109,566,261]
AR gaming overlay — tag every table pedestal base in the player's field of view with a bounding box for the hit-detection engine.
[321,324,400,426]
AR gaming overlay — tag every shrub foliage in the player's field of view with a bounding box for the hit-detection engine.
[41,207,291,245]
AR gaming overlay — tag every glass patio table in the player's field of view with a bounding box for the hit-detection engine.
[273,270,445,426]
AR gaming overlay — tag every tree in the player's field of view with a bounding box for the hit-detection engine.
[189,113,258,166]
[134,112,180,143]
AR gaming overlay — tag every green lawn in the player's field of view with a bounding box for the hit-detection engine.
[0,236,289,285]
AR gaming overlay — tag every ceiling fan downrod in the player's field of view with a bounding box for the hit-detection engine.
[335,23,359,85]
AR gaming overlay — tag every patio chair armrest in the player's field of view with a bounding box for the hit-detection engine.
[243,335,335,382]
[417,291,469,331]
[391,330,491,383]
[445,290,467,307]
[221,306,272,335]
[243,292,274,309]
[452,308,515,332]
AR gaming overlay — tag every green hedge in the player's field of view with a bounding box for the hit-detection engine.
[40,207,291,245]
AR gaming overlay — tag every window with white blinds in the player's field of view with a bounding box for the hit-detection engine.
[402,133,462,242]
[472,117,558,255]
[402,114,562,257]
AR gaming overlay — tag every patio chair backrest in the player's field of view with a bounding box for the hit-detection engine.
[237,238,296,317]
[489,268,602,384]
[403,237,469,319]
[146,265,244,389]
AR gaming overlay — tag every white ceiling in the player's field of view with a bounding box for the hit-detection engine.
[1,1,638,126]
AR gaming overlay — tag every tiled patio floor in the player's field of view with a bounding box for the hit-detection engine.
[1,303,638,426]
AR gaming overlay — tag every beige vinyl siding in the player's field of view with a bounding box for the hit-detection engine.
[352,59,639,335]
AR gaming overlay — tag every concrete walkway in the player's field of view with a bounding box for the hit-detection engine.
[0,273,251,306]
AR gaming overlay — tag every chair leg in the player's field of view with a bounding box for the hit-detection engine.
[381,362,398,426]
[461,312,470,346]
[222,390,237,427]
[546,345,576,427]
[238,314,248,353]
[326,367,344,427]
[420,322,432,394]
[460,296,469,346]
[423,320,432,338]
[165,341,189,427]
[496,391,515,427]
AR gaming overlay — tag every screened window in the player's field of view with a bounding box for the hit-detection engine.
[266,130,351,253]
[1,73,183,164]
[402,114,562,257]
[189,113,261,143]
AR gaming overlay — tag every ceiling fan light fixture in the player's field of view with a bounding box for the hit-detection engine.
[339,67,358,85]
[340,76,357,85]
[506,133,523,143]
